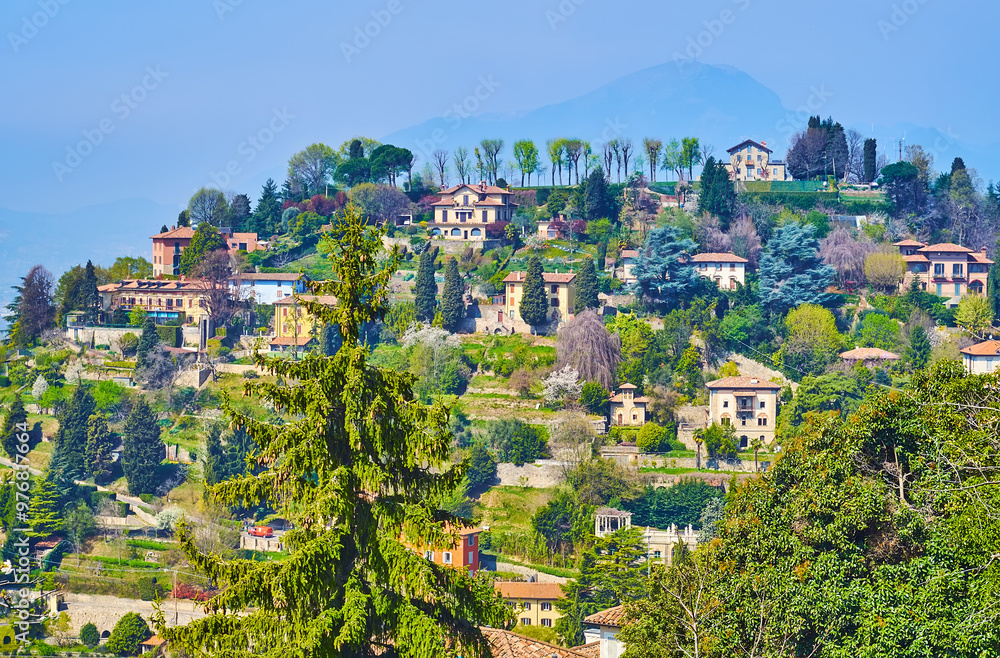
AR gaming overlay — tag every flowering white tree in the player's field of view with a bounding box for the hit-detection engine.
[32,375,49,401]
[542,366,582,405]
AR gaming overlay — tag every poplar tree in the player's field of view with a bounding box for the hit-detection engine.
[413,248,437,322]
[519,256,549,328]
[576,257,600,311]
[81,260,100,324]
[440,258,465,333]
[85,414,116,484]
[28,474,62,537]
[157,206,509,657]
[121,398,164,495]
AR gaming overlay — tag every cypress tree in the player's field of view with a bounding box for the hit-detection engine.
[203,424,226,488]
[413,248,437,322]
[440,257,465,333]
[906,325,931,370]
[863,138,877,183]
[121,398,164,496]
[85,413,116,484]
[519,255,550,328]
[27,473,62,537]
[157,205,509,656]
[53,385,95,481]
[81,260,100,324]
[135,315,159,370]
[1,397,28,458]
[576,256,600,310]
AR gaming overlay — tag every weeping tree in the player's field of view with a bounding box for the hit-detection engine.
[555,310,622,391]
[156,205,510,657]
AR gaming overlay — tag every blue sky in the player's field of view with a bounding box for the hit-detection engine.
[0,0,996,215]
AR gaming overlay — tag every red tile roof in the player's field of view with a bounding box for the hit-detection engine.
[619,249,640,258]
[970,252,995,264]
[618,383,637,389]
[269,336,313,347]
[503,272,577,284]
[960,340,1000,356]
[440,183,512,196]
[583,605,626,627]
[691,252,748,263]
[706,376,781,390]
[151,227,195,240]
[273,294,338,306]
[918,243,973,253]
[839,347,900,361]
[727,139,772,154]
[609,394,649,403]
[495,582,566,601]
[893,239,926,247]
[481,628,591,657]
[902,255,930,263]
[573,643,601,658]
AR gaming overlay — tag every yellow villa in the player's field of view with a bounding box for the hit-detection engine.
[494,582,566,629]
[97,279,211,325]
[723,139,791,182]
[609,383,648,426]
[502,271,576,328]
[431,181,516,240]
[270,295,337,352]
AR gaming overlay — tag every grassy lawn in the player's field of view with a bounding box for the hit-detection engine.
[27,413,58,437]
[25,441,53,471]
[475,486,555,534]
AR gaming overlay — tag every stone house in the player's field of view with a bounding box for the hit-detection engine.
[706,376,781,447]
[608,383,648,427]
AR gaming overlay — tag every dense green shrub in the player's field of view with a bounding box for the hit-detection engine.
[106,612,151,655]
[155,326,181,347]
[80,622,99,648]
[137,576,165,601]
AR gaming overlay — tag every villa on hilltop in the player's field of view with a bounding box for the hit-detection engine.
[724,139,791,182]
[894,239,992,305]
[431,181,516,241]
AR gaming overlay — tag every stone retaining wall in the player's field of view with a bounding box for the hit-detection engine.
[495,460,568,488]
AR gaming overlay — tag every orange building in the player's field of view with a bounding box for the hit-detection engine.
[894,240,993,305]
[152,226,264,277]
[411,527,482,577]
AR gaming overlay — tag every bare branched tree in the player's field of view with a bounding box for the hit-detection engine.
[432,150,449,187]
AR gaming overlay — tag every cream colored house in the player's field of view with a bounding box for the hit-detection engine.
[431,181,515,240]
[609,383,648,427]
[98,279,211,325]
[618,250,640,284]
[583,606,626,658]
[706,376,781,447]
[642,524,699,566]
[895,240,992,305]
[502,271,576,327]
[691,253,748,290]
[270,295,337,352]
[494,582,565,629]
[724,139,790,182]
[961,340,1000,375]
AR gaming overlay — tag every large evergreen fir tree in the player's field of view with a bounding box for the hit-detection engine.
[157,205,509,657]
[698,157,736,228]
[53,385,95,481]
[1,397,28,458]
[576,257,600,310]
[758,222,836,315]
[27,473,62,538]
[135,316,159,370]
[440,257,465,333]
[252,178,282,236]
[121,398,164,495]
[85,413,116,484]
[413,248,437,322]
[519,255,549,328]
[633,226,705,309]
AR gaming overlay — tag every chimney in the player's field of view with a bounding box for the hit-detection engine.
[171,225,175,230]
[750,378,759,384]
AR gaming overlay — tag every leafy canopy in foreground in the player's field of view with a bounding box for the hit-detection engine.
[157,205,509,658]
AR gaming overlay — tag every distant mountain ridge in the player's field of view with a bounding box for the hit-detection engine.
[0,199,173,327]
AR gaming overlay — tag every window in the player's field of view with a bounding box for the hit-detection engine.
[442,210,448,222]
[716,263,722,270]
[937,283,943,296]
[934,263,945,276]
[523,602,531,611]
[521,618,532,626]
[758,417,768,426]
[760,400,766,409]
[551,298,559,307]
[953,264,964,277]
[468,551,474,563]
[541,619,553,628]
[955,283,961,296]
[723,400,729,408]
[482,210,488,221]
[653,550,661,558]
[551,285,559,293]
[468,535,476,547]
[541,602,552,611]
[443,552,452,564]
[424,550,433,560]
[463,195,469,206]
[730,263,736,270]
